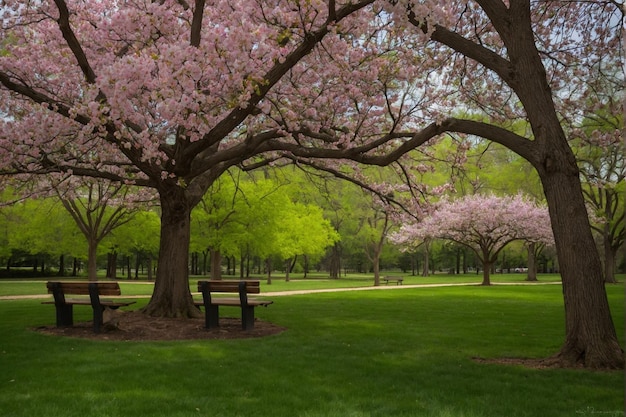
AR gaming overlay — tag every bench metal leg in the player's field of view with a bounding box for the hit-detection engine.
[205,305,220,328]
[55,304,74,327]
[241,306,255,330]
[92,305,104,333]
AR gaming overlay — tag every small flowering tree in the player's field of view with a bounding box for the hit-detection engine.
[392,194,553,285]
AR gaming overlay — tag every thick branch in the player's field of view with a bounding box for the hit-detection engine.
[1,157,153,188]
[189,0,205,47]
[0,72,91,124]
[406,4,515,85]
[53,0,97,83]
[256,118,533,167]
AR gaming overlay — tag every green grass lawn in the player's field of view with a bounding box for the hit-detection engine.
[0,280,623,417]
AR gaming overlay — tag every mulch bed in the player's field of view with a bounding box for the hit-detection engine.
[35,310,286,341]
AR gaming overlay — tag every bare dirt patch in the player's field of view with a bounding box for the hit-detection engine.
[35,310,286,341]
[471,356,588,370]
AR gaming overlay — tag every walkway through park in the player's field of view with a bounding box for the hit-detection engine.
[0,280,561,301]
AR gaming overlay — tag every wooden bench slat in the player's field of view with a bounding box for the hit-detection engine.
[194,298,273,307]
[197,280,261,294]
[46,281,122,296]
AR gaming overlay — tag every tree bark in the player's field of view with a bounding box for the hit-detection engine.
[539,169,623,368]
[329,243,341,279]
[142,185,200,318]
[266,258,272,285]
[303,254,309,278]
[480,261,491,286]
[106,252,114,278]
[202,250,208,275]
[372,252,381,286]
[421,240,430,277]
[87,238,98,281]
[210,248,222,280]
[525,242,538,282]
[58,254,65,277]
[603,230,617,284]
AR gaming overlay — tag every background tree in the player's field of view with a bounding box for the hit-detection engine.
[573,109,624,284]
[392,194,553,285]
[272,201,339,281]
[4,196,84,275]
[53,178,141,280]
[191,170,338,281]
[105,209,161,280]
[191,172,246,279]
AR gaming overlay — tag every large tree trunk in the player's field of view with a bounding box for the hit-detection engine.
[266,258,272,285]
[540,169,623,369]
[525,242,538,282]
[210,248,222,280]
[86,238,98,281]
[480,260,491,286]
[498,5,624,368]
[372,251,381,286]
[72,257,78,276]
[284,258,291,282]
[57,254,65,277]
[142,186,200,318]
[603,230,617,284]
[106,252,117,279]
[328,243,341,279]
[421,241,430,277]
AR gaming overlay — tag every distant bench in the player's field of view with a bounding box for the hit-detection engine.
[382,276,404,285]
[194,280,273,330]
[43,281,136,333]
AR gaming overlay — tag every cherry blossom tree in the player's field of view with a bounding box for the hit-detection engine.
[0,0,386,318]
[392,194,554,285]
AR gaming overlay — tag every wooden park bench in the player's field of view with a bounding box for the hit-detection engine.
[43,281,136,333]
[195,280,273,330]
[382,276,404,285]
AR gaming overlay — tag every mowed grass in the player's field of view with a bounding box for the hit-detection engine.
[0,283,623,417]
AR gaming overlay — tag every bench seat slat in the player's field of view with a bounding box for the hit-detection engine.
[194,298,272,307]
[197,281,260,294]
[46,281,122,296]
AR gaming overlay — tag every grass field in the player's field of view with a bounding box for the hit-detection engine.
[0,275,623,417]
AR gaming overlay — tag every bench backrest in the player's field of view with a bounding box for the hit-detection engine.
[197,280,260,294]
[46,281,122,296]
